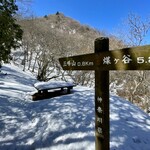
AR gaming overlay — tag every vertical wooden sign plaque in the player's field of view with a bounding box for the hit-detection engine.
[94,38,109,150]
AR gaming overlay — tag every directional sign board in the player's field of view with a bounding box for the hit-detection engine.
[59,45,150,70]
[59,37,150,150]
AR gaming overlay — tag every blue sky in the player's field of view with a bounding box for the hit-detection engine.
[31,0,150,34]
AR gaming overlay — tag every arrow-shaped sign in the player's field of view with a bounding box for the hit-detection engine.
[59,45,150,70]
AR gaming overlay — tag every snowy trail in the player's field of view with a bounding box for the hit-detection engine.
[0,64,150,150]
[110,95,150,150]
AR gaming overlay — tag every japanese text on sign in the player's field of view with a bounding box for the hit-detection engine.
[63,60,94,67]
[103,55,150,65]
[97,96,103,136]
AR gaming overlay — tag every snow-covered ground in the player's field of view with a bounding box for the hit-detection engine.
[0,63,150,150]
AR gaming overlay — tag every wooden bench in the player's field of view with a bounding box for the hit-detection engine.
[32,81,76,101]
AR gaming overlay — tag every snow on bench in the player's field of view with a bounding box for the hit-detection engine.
[33,81,76,100]
[34,81,75,91]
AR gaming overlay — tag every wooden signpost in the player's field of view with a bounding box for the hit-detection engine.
[59,37,150,150]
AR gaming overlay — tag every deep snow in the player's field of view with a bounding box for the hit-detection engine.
[0,63,150,150]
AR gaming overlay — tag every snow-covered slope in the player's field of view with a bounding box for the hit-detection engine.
[0,64,150,150]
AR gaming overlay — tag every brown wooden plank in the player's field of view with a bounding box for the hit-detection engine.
[59,45,150,70]
[94,37,110,150]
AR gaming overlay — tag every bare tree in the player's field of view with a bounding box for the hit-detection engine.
[116,13,150,46]
[110,71,150,113]
[110,13,150,114]
[127,13,150,46]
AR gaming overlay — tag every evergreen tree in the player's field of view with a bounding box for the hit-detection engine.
[0,0,23,67]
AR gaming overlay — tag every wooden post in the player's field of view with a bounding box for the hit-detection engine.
[95,37,109,150]
[59,37,150,150]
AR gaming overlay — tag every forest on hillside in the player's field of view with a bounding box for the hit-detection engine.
[1,0,150,113]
